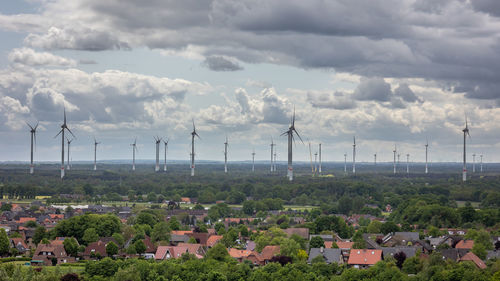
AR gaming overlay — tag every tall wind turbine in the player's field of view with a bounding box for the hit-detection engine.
[374,153,377,166]
[393,145,397,174]
[252,149,255,172]
[281,108,303,181]
[131,138,138,171]
[270,138,276,172]
[314,151,318,175]
[93,137,100,171]
[480,154,483,173]
[224,136,228,173]
[154,136,162,172]
[163,139,169,172]
[27,122,38,174]
[406,153,410,175]
[318,143,322,174]
[472,153,476,173]
[462,117,470,182]
[273,152,277,172]
[66,138,73,170]
[352,136,356,175]
[55,109,75,179]
[425,140,429,174]
[344,153,347,175]
[191,120,200,176]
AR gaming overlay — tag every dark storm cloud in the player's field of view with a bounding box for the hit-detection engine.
[471,0,500,17]
[307,91,357,110]
[353,77,392,102]
[394,83,420,103]
[202,55,243,71]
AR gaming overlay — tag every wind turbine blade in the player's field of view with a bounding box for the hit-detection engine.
[293,129,304,144]
[195,132,201,139]
[66,128,76,139]
[26,122,33,130]
[54,129,63,138]
[63,107,67,125]
[34,122,39,130]
[292,106,296,127]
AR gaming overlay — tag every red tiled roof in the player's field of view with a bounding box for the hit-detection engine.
[18,217,36,223]
[10,238,27,249]
[348,249,382,265]
[258,245,280,261]
[459,252,486,269]
[206,235,223,247]
[455,240,474,249]
[171,230,193,235]
[228,248,254,259]
[336,241,354,249]
[49,214,64,219]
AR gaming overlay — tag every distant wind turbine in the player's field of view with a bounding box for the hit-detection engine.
[26,121,38,174]
[314,151,318,175]
[281,107,303,181]
[191,120,200,176]
[480,154,483,173]
[154,136,162,172]
[93,137,100,171]
[273,152,277,172]
[131,138,138,171]
[54,109,76,179]
[344,153,347,175]
[462,117,470,182]
[472,153,476,173]
[67,138,73,170]
[224,136,228,173]
[270,138,276,172]
[308,142,314,176]
[252,149,255,172]
[425,139,429,174]
[406,153,410,175]
[374,153,377,166]
[318,143,322,174]
[393,145,397,174]
[164,139,169,172]
[352,136,356,175]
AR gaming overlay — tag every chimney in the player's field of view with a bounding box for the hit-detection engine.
[320,247,324,253]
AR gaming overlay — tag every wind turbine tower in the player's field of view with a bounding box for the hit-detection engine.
[393,145,397,174]
[374,153,377,165]
[164,139,169,172]
[318,143,322,174]
[55,109,75,179]
[406,153,410,175]
[425,140,429,174]
[281,108,303,181]
[131,138,137,171]
[191,120,200,176]
[344,153,347,175]
[352,137,356,175]
[93,138,100,171]
[27,122,38,174]
[270,138,276,172]
[472,153,476,173]
[314,151,318,175]
[67,138,73,170]
[252,149,255,172]
[154,136,162,172]
[273,152,277,172]
[224,136,228,173]
[480,154,483,172]
[462,117,470,182]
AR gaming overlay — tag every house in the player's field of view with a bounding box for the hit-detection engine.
[10,238,29,254]
[455,240,474,249]
[228,245,280,266]
[381,247,417,260]
[310,234,334,242]
[83,238,118,260]
[206,235,223,248]
[308,248,343,264]
[334,241,353,250]
[170,234,190,245]
[439,248,470,261]
[32,241,75,266]
[180,197,191,204]
[459,252,486,269]
[347,249,382,269]
[155,244,204,260]
[283,228,309,240]
[382,232,419,247]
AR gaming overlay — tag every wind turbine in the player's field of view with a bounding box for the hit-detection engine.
[26,122,38,174]
[308,142,314,176]
[54,109,75,179]
[480,154,483,172]
[131,138,138,171]
[93,137,100,171]
[352,136,356,175]
[273,152,277,172]
[154,136,162,172]
[314,151,318,175]
[164,139,169,172]
[406,153,410,175]
[281,108,303,181]
[472,153,476,173]
[252,149,255,172]
[393,145,397,174]
[462,117,470,182]
[344,153,347,175]
[318,143,322,174]
[270,138,276,172]
[224,136,228,173]
[374,153,377,166]
[191,120,200,176]
[425,139,429,174]
[66,138,73,170]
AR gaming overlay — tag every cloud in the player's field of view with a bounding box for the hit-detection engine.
[8,48,76,67]
[202,55,243,71]
[353,77,392,102]
[394,83,420,103]
[307,91,357,110]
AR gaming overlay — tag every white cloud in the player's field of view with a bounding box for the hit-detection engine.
[8,48,76,67]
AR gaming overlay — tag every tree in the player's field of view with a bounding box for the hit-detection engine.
[61,273,80,281]
[0,203,12,211]
[112,233,124,247]
[472,243,487,260]
[151,222,171,242]
[147,192,157,202]
[380,221,400,234]
[242,200,255,215]
[394,251,406,268]
[309,236,325,248]
[280,238,300,259]
[0,229,9,256]
[134,239,146,255]
[106,242,118,257]
[168,217,181,230]
[193,204,205,210]
[63,237,79,257]
[136,212,158,228]
[83,228,99,245]
[367,220,382,234]
[205,243,230,262]
[188,237,197,244]
[402,256,422,274]
[25,220,37,228]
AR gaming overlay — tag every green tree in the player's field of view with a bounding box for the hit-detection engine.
[33,226,46,245]
[146,192,157,202]
[168,217,181,230]
[83,228,99,245]
[280,238,300,258]
[205,243,230,262]
[188,237,197,244]
[151,222,171,242]
[0,203,12,211]
[63,237,79,257]
[106,242,118,257]
[134,239,146,255]
[135,212,158,228]
[380,221,400,234]
[472,243,487,259]
[25,220,37,228]
[112,233,124,247]
[0,229,9,256]
[309,236,325,248]
[242,200,256,215]
[367,220,382,233]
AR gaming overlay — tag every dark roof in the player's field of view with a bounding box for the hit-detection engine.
[439,248,469,261]
[382,247,417,259]
[308,248,342,264]
[487,250,500,260]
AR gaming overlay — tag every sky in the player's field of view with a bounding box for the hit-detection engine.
[0,0,500,163]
